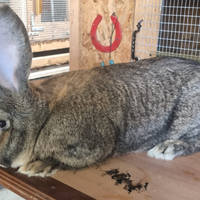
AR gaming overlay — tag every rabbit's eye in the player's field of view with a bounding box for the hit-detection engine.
[0,120,6,129]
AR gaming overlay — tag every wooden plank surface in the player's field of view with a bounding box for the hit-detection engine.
[0,168,94,200]
[0,151,200,200]
[53,152,200,200]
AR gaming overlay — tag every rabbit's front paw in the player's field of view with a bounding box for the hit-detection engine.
[147,140,189,160]
[18,160,58,177]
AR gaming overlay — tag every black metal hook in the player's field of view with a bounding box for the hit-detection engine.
[131,19,143,61]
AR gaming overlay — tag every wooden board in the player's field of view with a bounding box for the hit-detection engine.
[70,0,134,70]
[0,168,94,200]
[31,53,70,68]
[53,152,200,200]
[31,39,70,53]
[70,0,80,71]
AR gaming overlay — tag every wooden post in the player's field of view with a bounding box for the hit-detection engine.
[70,0,80,71]
[35,0,42,15]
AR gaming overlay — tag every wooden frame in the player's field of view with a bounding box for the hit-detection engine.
[69,0,80,71]
[31,39,69,53]
[31,53,69,68]
[31,39,70,69]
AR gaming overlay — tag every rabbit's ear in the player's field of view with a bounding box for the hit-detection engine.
[0,3,32,93]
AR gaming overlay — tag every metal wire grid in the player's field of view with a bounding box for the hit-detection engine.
[0,0,27,27]
[0,0,70,42]
[27,0,70,42]
[135,0,200,62]
[41,0,69,22]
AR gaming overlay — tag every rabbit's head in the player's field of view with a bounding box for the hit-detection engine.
[0,4,49,168]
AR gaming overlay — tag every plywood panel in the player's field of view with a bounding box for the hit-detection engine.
[71,0,134,70]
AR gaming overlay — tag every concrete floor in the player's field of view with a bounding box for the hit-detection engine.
[0,185,24,200]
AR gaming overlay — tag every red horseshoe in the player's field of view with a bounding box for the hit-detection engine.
[90,14,122,53]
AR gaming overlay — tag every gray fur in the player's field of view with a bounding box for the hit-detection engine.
[0,4,200,177]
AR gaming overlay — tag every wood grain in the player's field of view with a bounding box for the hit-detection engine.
[53,152,200,200]
[70,0,134,70]
[31,53,70,68]
[1,151,200,199]
[31,39,70,53]
[0,168,94,200]
[70,0,80,71]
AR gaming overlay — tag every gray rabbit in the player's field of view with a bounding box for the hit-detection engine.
[0,3,200,177]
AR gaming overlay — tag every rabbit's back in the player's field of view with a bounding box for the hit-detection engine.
[110,57,200,154]
[32,56,200,169]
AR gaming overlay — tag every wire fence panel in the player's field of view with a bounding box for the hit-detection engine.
[134,0,200,62]
[0,0,27,26]
[0,0,70,43]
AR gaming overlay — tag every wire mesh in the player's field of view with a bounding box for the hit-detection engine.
[134,0,200,62]
[41,0,69,22]
[27,0,70,42]
[0,0,27,26]
[0,0,70,42]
